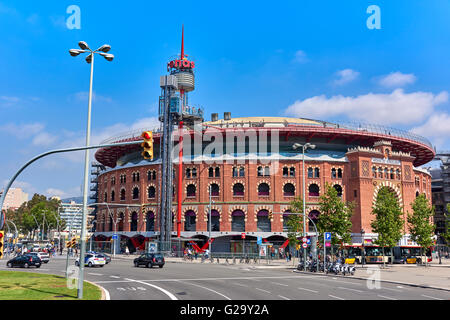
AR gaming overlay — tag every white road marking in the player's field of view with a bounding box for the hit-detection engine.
[104,287,110,300]
[270,282,289,287]
[255,288,271,294]
[233,283,248,287]
[338,286,364,293]
[117,287,126,291]
[298,287,318,293]
[88,273,103,276]
[124,278,178,300]
[110,275,120,279]
[329,295,344,300]
[377,295,397,300]
[179,281,231,300]
[278,295,290,300]
[421,294,443,300]
[380,287,402,292]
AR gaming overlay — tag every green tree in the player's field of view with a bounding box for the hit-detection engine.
[444,204,450,245]
[371,187,404,268]
[407,194,435,266]
[286,197,304,257]
[317,184,354,255]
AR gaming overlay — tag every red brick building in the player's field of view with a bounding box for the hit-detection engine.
[93,116,434,254]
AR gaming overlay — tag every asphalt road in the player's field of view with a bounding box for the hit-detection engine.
[1,256,449,300]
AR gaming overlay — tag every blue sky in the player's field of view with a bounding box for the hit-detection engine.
[0,0,449,199]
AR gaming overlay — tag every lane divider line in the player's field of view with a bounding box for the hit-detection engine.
[124,278,178,300]
[329,294,344,300]
[421,294,443,300]
[377,295,397,300]
[255,288,271,294]
[179,281,232,300]
[297,287,318,293]
[278,295,290,300]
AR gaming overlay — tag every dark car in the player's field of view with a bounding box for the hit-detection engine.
[133,253,165,268]
[7,254,41,268]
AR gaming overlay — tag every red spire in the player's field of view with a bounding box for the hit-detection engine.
[181,24,184,60]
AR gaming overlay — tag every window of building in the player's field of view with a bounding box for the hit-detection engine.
[130,212,138,231]
[308,167,313,178]
[120,189,126,201]
[186,168,191,178]
[256,210,271,232]
[233,183,244,196]
[111,190,115,202]
[239,167,245,177]
[337,168,342,179]
[290,167,295,177]
[372,167,376,178]
[184,210,196,231]
[258,183,270,196]
[215,167,220,177]
[192,168,197,178]
[146,212,155,231]
[384,168,389,179]
[308,184,320,197]
[231,210,245,232]
[232,167,238,177]
[148,186,156,199]
[186,184,196,197]
[283,183,295,197]
[354,190,357,198]
[264,166,270,177]
[314,168,320,178]
[104,192,107,202]
[132,187,139,200]
[333,184,343,197]
[209,183,219,197]
[207,210,220,231]
[332,168,337,179]
[209,167,214,178]
[283,167,289,177]
[390,168,395,180]
[378,168,383,178]
[396,169,400,180]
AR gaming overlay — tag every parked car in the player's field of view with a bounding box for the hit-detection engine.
[7,254,41,268]
[75,253,106,267]
[133,253,165,268]
[87,251,111,264]
[27,251,50,263]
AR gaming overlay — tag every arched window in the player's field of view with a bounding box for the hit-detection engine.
[283,167,289,177]
[215,167,220,177]
[207,210,220,231]
[186,184,196,197]
[130,212,138,231]
[118,213,124,231]
[132,187,139,200]
[372,167,377,178]
[390,168,395,180]
[209,167,214,178]
[233,183,244,196]
[308,184,320,197]
[146,212,155,231]
[257,210,271,232]
[148,186,156,199]
[378,167,383,178]
[333,184,343,197]
[104,192,107,202]
[152,171,156,180]
[184,210,196,231]
[331,168,337,179]
[308,167,313,178]
[384,168,389,179]
[264,166,270,176]
[314,168,320,178]
[258,166,264,177]
[210,183,219,197]
[290,167,295,177]
[283,183,295,197]
[239,167,245,177]
[109,215,113,232]
[337,168,342,178]
[192,168,197,178]
[283,211,291,232]
[186,168,191,178]
[231,210,245,232]
[258,183,270,196]
[396,169,400,180]
[120,189,126,201]
[136,173,140,182]
[111,190,115,202]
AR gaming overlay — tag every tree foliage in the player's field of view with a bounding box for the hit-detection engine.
[407,194,435,249]
[317,183,354,246]
[286,197,304,246]
[371,187,404,249]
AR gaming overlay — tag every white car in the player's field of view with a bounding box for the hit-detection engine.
[75,253,106,267]
[28,252,50,263]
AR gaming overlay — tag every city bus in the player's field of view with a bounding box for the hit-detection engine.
[393,245,432,264]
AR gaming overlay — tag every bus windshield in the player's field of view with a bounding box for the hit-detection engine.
[400,247,421,256]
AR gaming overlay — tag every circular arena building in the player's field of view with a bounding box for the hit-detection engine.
[92,115,434,255]
[91,30,435,256]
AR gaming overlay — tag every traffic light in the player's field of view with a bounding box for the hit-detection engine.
[66,240,71,248]
[0,231,4,259]
[71,237,77,248]
[141,131,154,160]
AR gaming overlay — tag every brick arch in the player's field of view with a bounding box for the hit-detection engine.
[182,206,198,222]
[143,207,157,222]
[307,181,320,188]
[254,205,273,222]
[228,205,247,222]
[373,181,403,205]
[146,184,157,199]
[185,181,198,192]
[282,180,296,188]
[231,180,245,193]
[203,206,222,222]
[306,205,320,214]
[257,180,271,188]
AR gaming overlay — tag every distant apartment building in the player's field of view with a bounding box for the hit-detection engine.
[59,201,94,234]
[430,153,449,242]
[0,188,28,210]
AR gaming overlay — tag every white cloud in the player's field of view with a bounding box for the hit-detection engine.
[0,122,45,138]
[32,132,58,147]
[284,89,448,125]
[45,188,67,198]
[293,50,308,63]
[333,69,359,86]
[2,180,36,195]
[72,91,113,103]
[411,112,450,149]
[378,72,416,88]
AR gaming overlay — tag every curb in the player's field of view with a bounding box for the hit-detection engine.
[292,270,450,292]
[85,280,109,300]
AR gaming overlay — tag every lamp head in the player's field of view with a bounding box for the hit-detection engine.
[97,44,111,53]
[78,41,91,51]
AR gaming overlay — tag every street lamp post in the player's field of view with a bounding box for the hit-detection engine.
[208,185,212,258]
[69,41,114,299]
[293,142,316,271]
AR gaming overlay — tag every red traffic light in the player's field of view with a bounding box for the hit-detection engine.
[142,131,152,140]
[0,232,3,239]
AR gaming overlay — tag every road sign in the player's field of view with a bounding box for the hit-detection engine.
[257,237,262,245]
[112,234,118,240]
[325,242,331,247]
[302,237,307,243]
[302,243,308,249]
[148,242,157,253]
[241,233,246,239]
[325,232,331,241]
[306,238,311,245]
